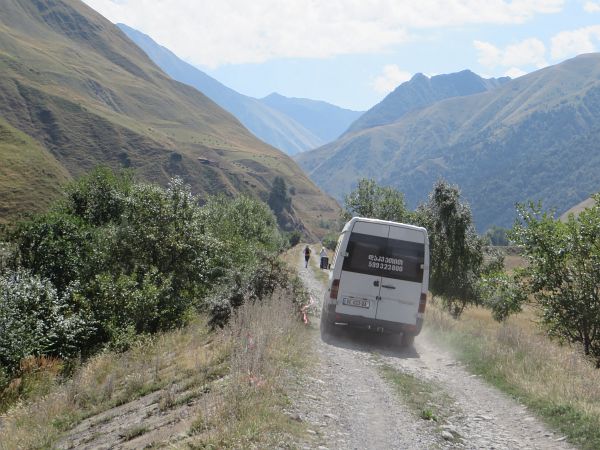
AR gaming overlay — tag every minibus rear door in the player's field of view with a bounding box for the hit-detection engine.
[335,221,388,320]
[375,226,425,325]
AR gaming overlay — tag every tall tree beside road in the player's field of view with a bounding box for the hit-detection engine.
[511,196,600,367]
[343,178,411,223]
[418,180,486,318]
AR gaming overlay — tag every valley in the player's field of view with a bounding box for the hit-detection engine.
[3,1,600,449]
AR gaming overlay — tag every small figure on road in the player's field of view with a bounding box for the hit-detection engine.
[304,245,311,268]
[320,247,328,269]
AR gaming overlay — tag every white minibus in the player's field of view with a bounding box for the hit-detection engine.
[320,217,429,346]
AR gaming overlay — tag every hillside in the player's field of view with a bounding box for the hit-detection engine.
[260,92,363,143]
[560,197,597,221]
[345,70,509,135]
[117,24,324,156]
[297,54,600,231]
[0,0,339,235]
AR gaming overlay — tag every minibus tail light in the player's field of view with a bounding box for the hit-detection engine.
[330,279,340,300]
[418,293,427,313]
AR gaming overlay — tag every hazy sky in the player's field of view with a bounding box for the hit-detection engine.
[83,0,600,110]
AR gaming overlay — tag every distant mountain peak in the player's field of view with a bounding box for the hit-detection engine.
[263,92,285,100]
[344,68,510,134]
[298,53,600,233]
[410,72,429,82]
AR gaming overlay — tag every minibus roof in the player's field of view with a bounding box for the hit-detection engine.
[342,217,427,235]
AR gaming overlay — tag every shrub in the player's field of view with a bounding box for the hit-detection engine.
[208,253,308,328]
[202,194,283,262]
[511,198,600,366]
[0,269,93,373]
[286,230,302,248]
[61,166,133,226]
[322,232,339,251]
[7,168,291,372]
[14,212,92,293]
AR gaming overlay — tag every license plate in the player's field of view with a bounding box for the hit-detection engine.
[342,297,370,308]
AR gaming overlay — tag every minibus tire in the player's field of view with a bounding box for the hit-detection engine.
[401,333,415,347]
[320,312,335,338]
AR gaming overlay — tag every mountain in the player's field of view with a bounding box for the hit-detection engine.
[117,23,325,156]
[260,92,363,142]
[560,197,597,221]
[297,54,600,232]
[0,0,339,235]
[345,70,510,135]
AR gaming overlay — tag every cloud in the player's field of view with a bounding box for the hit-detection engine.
[474,38,547,69]
[584,1,600,12]
[504,67,527,78]
[372,65,412,94]
[82,0,564,67]
[551,25,600,59]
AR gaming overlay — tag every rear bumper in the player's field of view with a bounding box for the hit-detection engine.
[324,305,423,335]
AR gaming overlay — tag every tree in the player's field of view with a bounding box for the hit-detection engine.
[511,197,600,366]
[485,226,509,246]
[268,176,291,215]
[418,180,486,318]
[343,178,411,222]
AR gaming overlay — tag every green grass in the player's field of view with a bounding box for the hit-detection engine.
[425,305,600,449]
[0,118,70,223]
[121,424,148,441]
[378,363,453,426]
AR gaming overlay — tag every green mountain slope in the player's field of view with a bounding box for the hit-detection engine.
[560,197,597,221]
[297,54,600,232]
[117,24,324,156]
[260,92,363,142]
[345,70,509,135]
[0,118,70,222]
[0,0,339,235]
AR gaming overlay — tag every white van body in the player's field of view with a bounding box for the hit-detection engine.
[321,217,429,343]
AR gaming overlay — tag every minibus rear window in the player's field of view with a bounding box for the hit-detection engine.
[342,232,425,283]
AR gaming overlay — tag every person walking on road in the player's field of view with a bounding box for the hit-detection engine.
[304,245,311,268]
[320,247,328,269]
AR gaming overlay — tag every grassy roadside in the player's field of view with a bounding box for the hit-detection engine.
[425,303,600,449]
[0,289,312,449]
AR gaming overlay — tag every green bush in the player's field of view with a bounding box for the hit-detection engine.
[322,232,339,250]
[14,212,92,293]
[0,269,93,373]
[208,253,308,328]
[62,166,133,226]
[8,169,288,359]
[286,230,302,248]
[202,193,283,262]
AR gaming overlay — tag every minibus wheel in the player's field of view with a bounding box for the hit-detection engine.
[401,333,415,347]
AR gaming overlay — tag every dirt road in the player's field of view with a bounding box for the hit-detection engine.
[291,253,575,450]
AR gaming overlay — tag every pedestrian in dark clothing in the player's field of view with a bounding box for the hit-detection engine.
[304,245,311,268]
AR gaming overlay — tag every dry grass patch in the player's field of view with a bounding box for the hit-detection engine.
[425,302,600,449]
[0,317,227,449]
[186,290,310,448]
[0,279,312,449]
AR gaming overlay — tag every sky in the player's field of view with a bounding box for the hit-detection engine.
[83,0,600,111]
